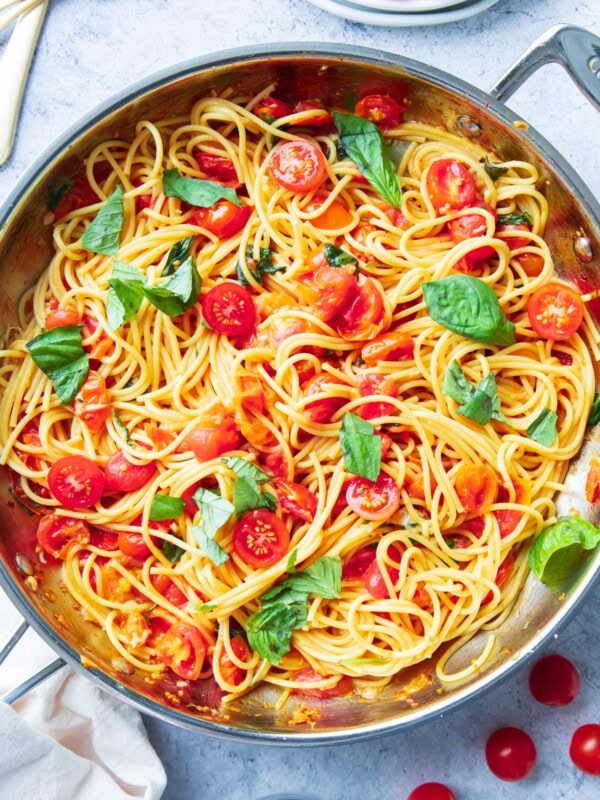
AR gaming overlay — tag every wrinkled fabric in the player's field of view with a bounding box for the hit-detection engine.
[0,588,166,800]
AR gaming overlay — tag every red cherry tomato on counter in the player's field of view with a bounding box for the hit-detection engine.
[527,282,584,341]
[355,94,405,128]
[426,159,476,211]
[268,140,326,193]
[528,653,580,706]
[103,451,157,493]
[346,473,401,521]
[570,724,600,776]
[48,455,105,509]
[202,281,256,336]
[406,783,457,800]
[485,726,537,781]
[232,509,290,568]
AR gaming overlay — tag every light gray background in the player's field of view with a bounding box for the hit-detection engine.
[1,1,599,798]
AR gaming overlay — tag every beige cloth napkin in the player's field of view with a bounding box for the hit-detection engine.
[0,586,167,800]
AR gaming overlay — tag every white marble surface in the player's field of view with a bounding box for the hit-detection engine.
[1,0,600,798]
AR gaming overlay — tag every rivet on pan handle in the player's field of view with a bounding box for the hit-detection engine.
[490,24,600,111]
[0,618,65,704]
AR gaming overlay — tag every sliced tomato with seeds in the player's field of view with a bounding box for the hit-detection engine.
[217,636,251,687]
[528,281,584,341]
[48,455,105,509]
[202,282,256,336]
[333,275,387,341]
[291,667,354,698]
[232,509,290,568]
[103,451,157,493]
[72,370,111,433]
[355,94,405,128]
[275,478,318,522]
[356,372,398,421]
[268,140,326,194]
[37,514,91,559]
[426,159,476,211]
[193,200,251,239]
[346,473,401,521]
[157,623,207,681]
[454,463,498,515]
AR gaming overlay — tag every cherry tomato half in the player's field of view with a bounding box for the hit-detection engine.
[48,455,105,509]
[103,451,157,493]
[346,473,401,521]
[37,514,90,559]
[192,199,251,239]
[355,94,405,128]
[303,373,349,424]
[304,194,354,231]
[485,726,537,782]
[150,573,188,607]
[275,478,318,523]
[268,140,327,194]
[406,782,457,800]
[528,653,580,706]
[356,372,398,421]
[195,152,240,187]
[363,543,404,599]
[454,463,498,515]
[202,281,256,336]
[291,100,334,129]
[45,304,80,329]
[253,95,292,122]
[298,265,358,322]
[217,636,251,687]
[361,330,414,365]
[333,275,387,341]
[157,622,207,681]
[528,281,585,341]
[232,509,290,568]
[342,544,378,581]
[426,159,476,211]
[570,724,600,776]
[72,370,111,432]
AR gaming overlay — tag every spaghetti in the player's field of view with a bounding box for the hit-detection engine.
[0,85,597,708]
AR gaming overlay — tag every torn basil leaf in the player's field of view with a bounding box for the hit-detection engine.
[232,477,277,518]
[150,494,185,521]
[529,515,600,592]
[81,185,124,255]
[163,236,194,276]
[588,393,600,427]
[26,325,89,404]
[527,408,558,447]
[107,260,146,330]
[497,212,533,226]
[323,244,359,270]
[141,256,201,316]
[237,246,285,286]
[162,169,242,207]
[483,156,509,181]
[192,487,234,540]
[443,362,506,425]
[339,412,381,481]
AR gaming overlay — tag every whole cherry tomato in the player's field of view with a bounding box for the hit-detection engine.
[570,724,600,776]
[406,783,456,800]
[528,653,580,706]
[485,727,537,781]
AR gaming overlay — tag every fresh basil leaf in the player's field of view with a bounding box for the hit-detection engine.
[422,274,515,347]
[150,494,185,521]
[285,555,342,600]
[497,212,533,226]
[221,457,271,485]
[191,525,230,566]
[237,246,285,286]
[47,175,74,210]
[141,256,201,316]
[26,325,89,404]
[246,601,308,664]
[323,244,359,270]
[163,236,194,277]
[107,260,146,330]
[113,410,134,445]
[527,408,558,446]
[458,372,507,425]
[162,539,185,563]
[483,156,509,181]
[192,487,234,540]
[442,360,475,406]
[529,515,600,592]
[233,477,278,518]
[81,185,124,255]
[588,393,600,426]
[333,112,402,209]
[162,168,242,207]
[339,412,381,481]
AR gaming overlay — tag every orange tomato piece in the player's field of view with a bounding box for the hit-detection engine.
[494,476,532,537]
[72,370,111,432]
[454,463,498,515]
[361,330,414,365]
[586,456,600,504]
[305,193,354,230]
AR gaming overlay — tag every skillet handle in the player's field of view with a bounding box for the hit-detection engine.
[0,618,65,704]
[490,24,600,111]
